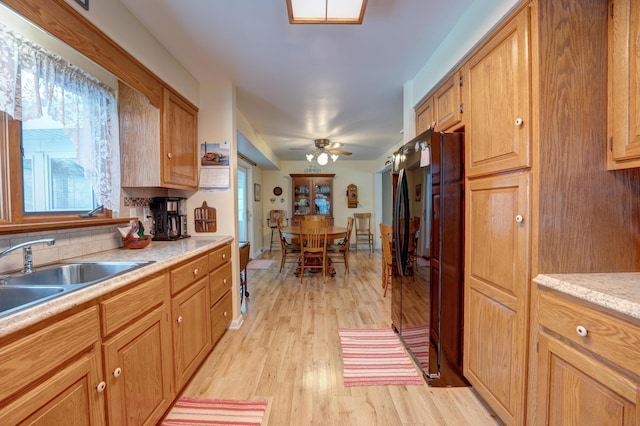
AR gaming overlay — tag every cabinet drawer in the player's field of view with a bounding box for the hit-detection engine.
[100,274,169,336]
[209,262,232,306]
[211,290,232,345]
[208,244,231,272]
[0,306,100,403]
[171,254,209,295]
[538,290,640,376]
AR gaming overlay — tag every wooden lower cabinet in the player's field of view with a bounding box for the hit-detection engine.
[464,171,530,425]
[535,287,640,425]
[172,276,212,391]
[536,332,639,425]
[0,307,105,425]
[103,305,174,426]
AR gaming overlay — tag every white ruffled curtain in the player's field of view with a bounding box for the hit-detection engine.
[0,23,120,213]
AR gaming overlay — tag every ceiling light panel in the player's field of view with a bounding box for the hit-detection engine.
[287,0,367,24]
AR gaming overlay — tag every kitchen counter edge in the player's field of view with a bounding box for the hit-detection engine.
[534,272,640,321]
[0,236,234,338]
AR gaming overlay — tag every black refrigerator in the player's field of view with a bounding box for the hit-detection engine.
[391,128,467,387]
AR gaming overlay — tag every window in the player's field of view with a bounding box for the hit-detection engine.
[0,18,120,224]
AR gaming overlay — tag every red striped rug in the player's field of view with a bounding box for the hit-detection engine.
[338,327,424,386]
[161,397,268,425]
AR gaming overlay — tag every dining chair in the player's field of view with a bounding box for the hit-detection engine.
[277,215,300,272]
[304,214,325,221]
[354,213,374,251]
[327,217,354,274]
[267,210,288,252]
[299,219,328,282]
[380,223,393,297]
[407,216,420,273]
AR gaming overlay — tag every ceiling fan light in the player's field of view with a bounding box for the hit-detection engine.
[331,154,339,162]
[306,153,314,162]
[317,151,329,165]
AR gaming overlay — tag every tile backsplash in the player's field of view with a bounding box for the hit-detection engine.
[0,225,123,275]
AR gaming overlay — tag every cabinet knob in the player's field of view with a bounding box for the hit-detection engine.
[223,311,227,317]
[515,215,524,223]
[515,117,523,126]
[222,253,227,260]
[576,325,588,337]
[96,381,106,392]
[223,278,227,284]
[167,152,173,159]
[177,315,184,324]
[193,268,198,276]
[113,367,122,378]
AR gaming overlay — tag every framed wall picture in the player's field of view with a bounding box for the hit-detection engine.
[254,183,261,202]
[415,184,422,202]
[75,0,89,10]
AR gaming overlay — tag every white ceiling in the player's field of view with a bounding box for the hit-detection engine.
[118,0,476,165]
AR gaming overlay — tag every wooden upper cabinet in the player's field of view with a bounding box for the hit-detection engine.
[119,84,198,189]
[434,71,462,131]
[464,8,532,177]
[415,96,434,134]
[162,88,199,188]
[607,0,640,169]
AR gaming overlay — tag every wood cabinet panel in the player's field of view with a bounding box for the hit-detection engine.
[464,171,530,425]
[0,347,105,426]
[103,305,174,426]
[172,277,212,391]
[434,72,462,131]
[209,243,232,272]
[464,8,531,177]
[161,88,198,188]
[171,254,209,295]
[415,96,434,134]
[210,262,232,306]
[607,0,640,169]
[211,290,232,346]
[0,306,100,403]
[100,274,168,336]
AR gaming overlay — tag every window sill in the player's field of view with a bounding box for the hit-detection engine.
[0,217,135,236]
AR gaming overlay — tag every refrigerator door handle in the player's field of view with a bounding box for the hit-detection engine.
[394,169,410,276]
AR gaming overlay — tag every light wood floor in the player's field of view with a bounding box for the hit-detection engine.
[180,248,502,425]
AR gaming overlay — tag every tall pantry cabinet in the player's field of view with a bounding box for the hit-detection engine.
[416,0,640,424]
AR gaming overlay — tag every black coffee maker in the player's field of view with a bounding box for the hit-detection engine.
[149,197,190,241]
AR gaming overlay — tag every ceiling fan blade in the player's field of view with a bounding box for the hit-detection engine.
[329,149,352,155]
[328,142,343,149]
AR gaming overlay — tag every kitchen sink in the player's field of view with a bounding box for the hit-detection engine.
[0,285,65,317]
[3,261,152,286]
[0,260,154,318]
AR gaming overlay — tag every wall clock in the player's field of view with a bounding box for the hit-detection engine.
[347,184,358,208]
[273,186,283,196]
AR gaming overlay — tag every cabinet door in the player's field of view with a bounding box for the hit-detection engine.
[607,0,640,169]
[313,178,333,217]
[465,8,531,177]
[464,171,530,425]
[162,88,198,188]
[172,277,212,391]
[293,178,311,219]
[0,347,105,425]
[103,305,174,426]
[537,332,640,426]
[434,72,462,131]
[415,96,434,134]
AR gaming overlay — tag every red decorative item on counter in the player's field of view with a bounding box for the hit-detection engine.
[122,219,152,249]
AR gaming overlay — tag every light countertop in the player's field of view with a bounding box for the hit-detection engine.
[534,273,640,320]
[0,236,233,338]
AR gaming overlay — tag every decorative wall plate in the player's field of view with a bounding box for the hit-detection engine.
[273,186,283,196]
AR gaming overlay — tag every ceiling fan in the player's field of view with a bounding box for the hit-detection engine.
[290,138,352,165]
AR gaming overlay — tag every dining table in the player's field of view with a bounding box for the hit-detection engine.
[280,225,348,277]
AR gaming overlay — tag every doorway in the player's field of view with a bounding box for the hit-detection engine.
[237,165,249,242]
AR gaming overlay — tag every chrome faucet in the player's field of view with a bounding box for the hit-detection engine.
[0,238,56,274]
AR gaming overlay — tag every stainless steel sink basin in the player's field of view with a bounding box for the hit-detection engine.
[0,260,153,318]
[0,285,65,316]
[4,261,152,286]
